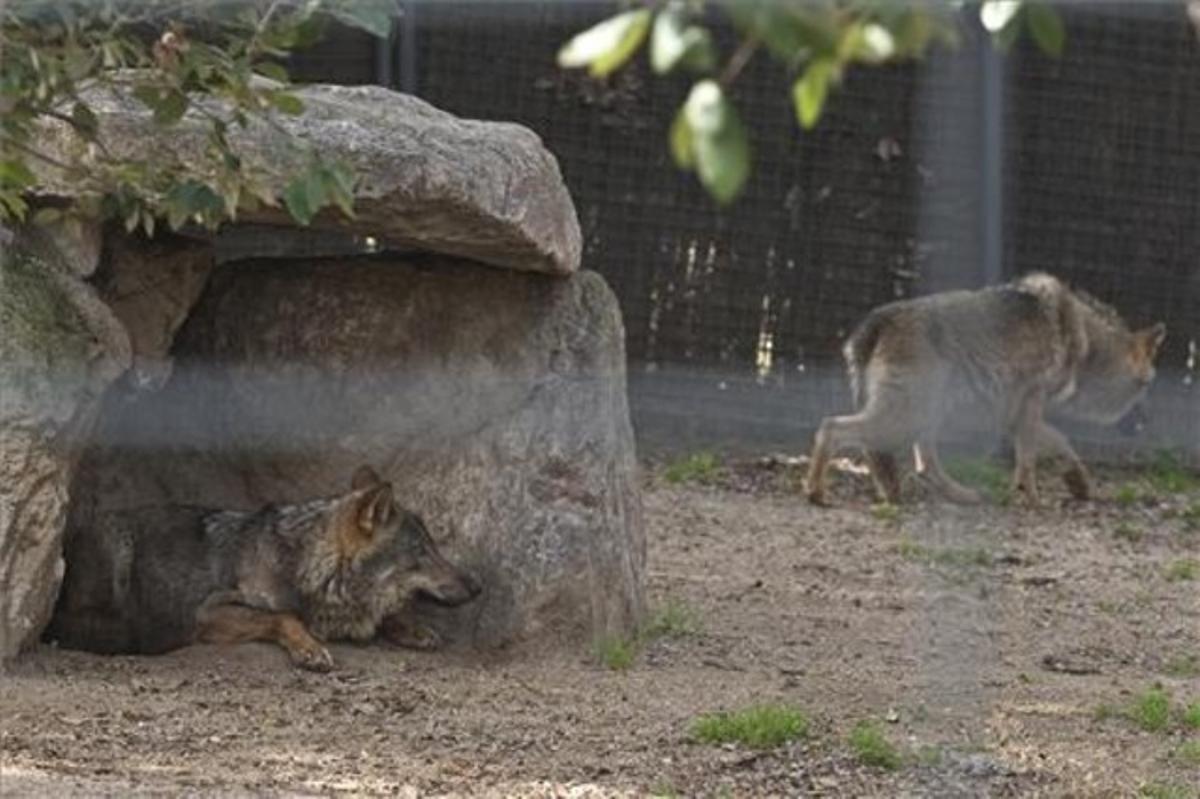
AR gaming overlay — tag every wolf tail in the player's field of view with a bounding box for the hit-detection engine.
[843,311,886,409]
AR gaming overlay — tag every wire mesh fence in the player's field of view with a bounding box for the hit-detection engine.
[288,1,1199,462]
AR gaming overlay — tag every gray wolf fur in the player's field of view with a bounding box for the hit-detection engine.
[49,466,481,671]
[805,273,1166,505]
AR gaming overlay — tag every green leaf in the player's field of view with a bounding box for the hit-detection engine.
[792,59,835,130]
[0,159,36,188]
[1026,3,1065,56]
[669,106,694,169]
[254,62,291,84]
[70,101,99,137]
[164,180,224,230]
[327,0,397,38]
[283,169,328,226]
[134,86,190,126]
[558,9,652,78]
[683,81,750,205]
[980,0,1023,34]
[269,91,305,115]
[653,7,717,75]
[724,2,838,65]
[652,6,689,74]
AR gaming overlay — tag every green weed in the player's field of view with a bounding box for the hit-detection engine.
[871,502,901,523]
[1131,687,1172,733]
[848,721,903,770]
[1147,450,1200,495]
[1114,522,1143,543]
[944,458,1011,504]
[642,599,701,640]
[691,704,810,750]
[1114,483,1141,507]
[1174,740,1200,766]
[1165,559,1198,583]
[1183,702,1200,730]
[1164,654,1199,678]
[663,452,720,485]
[594,635,636,671]
[896,537,991,570]
[1139,782,1192,799]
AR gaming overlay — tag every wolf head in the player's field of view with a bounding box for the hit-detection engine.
[1057,319,1166,426]
[331,466,481,621]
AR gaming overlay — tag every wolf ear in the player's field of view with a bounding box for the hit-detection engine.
[356,483,394,536]
[351,465,383,491]
[1137,322,1167,359]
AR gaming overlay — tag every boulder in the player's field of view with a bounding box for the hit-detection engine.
[0,224,132,660]
[69,256,645,647]
[32,83,582,276]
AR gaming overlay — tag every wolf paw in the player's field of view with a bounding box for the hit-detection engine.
[382,619,444,651]
[1063,468,1091,501]
[290,642,335,672]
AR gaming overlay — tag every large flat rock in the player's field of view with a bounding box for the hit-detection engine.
[33,84,582,276]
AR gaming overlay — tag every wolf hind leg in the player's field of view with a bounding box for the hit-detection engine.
[195,592,334,672]
[914,437,983,505]
[1006,390,1046,505]
[806,404,913,506]
[865,450,901,504]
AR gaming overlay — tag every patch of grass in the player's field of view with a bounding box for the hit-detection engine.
[648,782,679,799]
[691,704,810,750]
[1114,483,1142,506]
[1165,559,1199,583]
[1147,450,1200,495]
[931,547,993,568]
[1131,687,1173,733]
[944,457,1011,504]
[1164,654,1199,678]
[848,721,903,770]
[914,744,944,767]
[642,599,701,640]
[662,452,720,485]
[1114,522,1143,543]
[594,635,636,671]
[896,537,991,570]
[1139,782,1193,799]
[1183,702,1200,730]
[896,536,925,561]
[1174,740,1200,767]
[1181,502,1200,532]
[871,502,901,523]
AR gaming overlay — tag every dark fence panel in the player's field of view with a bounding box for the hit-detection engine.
[285,2,1198,461]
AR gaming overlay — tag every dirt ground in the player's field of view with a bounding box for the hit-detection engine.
[3,456,1199,798]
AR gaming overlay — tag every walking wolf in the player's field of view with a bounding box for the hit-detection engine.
[805,274,1166,505]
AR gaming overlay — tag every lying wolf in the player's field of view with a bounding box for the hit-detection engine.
[49,466,481,671]
[805,273,1166,505]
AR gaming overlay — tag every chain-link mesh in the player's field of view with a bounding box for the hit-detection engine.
[286,1,1198,461]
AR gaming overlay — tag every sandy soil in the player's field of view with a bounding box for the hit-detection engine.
[3,458,1199,798]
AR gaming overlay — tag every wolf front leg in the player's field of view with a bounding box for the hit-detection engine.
[1036,422,1092,500]
[194,592,334,672]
